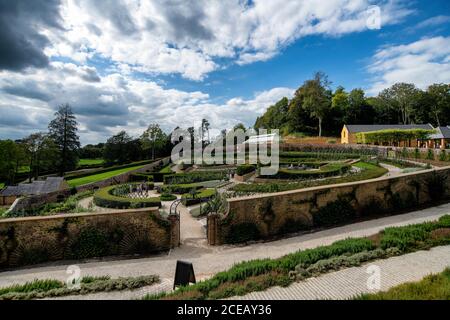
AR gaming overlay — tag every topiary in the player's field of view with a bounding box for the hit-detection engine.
[68,228,109,259]
[313,198,356,227]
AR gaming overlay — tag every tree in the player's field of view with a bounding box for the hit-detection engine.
[298,72,332,137]
[254,97,289,133]
[381,83,419,124]
[22,133,58,181]
[104,131,133,165]
[141,124,168,160]
[201,118,211,147]
[0,140,21,184]
[48,104,80,175]
[427,83,450,126]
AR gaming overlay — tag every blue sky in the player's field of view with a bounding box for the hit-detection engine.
[0,0,449,144]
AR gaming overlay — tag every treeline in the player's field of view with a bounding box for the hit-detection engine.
[0,105,174,185]
[254,72,450,136]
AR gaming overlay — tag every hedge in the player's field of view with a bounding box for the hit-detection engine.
[158,183,202,194]
[93,185,161,209]
[164,171,228,185]
[236,164,256,176]
[181,189,216,206]
[260,163,350,180]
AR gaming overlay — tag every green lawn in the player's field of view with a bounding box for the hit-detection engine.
[67,164,146,187]
[357,268,450,300]
[78,158,104,166]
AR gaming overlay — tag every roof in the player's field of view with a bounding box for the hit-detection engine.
[0,177,66,197]
[429,126,450,139]
[244,133,278,144]
[345,124,433,133]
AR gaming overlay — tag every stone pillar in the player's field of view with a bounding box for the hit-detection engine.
[168,214,180,248]
[207,213,220,246]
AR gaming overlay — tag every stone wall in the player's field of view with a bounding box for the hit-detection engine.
[7,157,170,214]
[0,207,178,269]
[208,166,450,245]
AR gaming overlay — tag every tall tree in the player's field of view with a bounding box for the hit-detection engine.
[48,104,80,176]
[382,83,419,124]
[298,72,332,137]
[141,124,168,160]
[103,131,133,164]
[427,83,450,126]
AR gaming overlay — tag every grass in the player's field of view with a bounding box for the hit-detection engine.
[0,275,159,300]
[357,268,450,300]
[67,164,147,187]
[78,158,104,166]
[143,215,450,300]
[159,164,173,173]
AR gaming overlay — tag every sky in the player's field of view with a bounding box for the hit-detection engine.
[0,0,449,145]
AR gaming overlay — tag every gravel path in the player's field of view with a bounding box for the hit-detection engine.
[233,245,450,300]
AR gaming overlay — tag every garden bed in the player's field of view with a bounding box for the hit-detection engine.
[93,184,161,209]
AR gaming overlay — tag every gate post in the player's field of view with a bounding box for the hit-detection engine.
[207,212,220,246]
[168,213,180,248]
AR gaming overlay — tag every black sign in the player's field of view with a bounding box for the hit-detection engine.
[173,260,196,289]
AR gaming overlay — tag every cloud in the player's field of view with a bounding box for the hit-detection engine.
[414,15,450,30]
[41,0,413,80]
[0,61,293,144]
[367,36,450,95]
[0,0,63,71]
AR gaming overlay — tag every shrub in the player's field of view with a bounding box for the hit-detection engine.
[440,150,447,162]
[313,198,356,227]
[164,171,228,184]
[236,165,256,176]
[158,183,202,194]
[181,189,216,206]
[426,149,434,160]
[414,148,420,159]
[69,228,110,259]
[93,185,161,209]
[260,163,350,180]
[226,223,260,243]
[160,193,177,201]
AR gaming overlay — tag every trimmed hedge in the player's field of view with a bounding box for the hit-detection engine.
[260,163,350,180]
[181,189,216,206]
[236,164,256,176]
[164,171,228,185]
[93,185,161,209]
[158,183,202,194]
[160,193,177,201]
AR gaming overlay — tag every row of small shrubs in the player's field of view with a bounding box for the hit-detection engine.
[236,164,256,176]
[280,151,362,160]
[0,275,159,300]
[259,163,350,180]
[160,193,177,201]
[164,171,228,185]
[93,185,161,209]
[146,215,450,300]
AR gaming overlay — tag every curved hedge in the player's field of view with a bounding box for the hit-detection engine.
[260,163,350,180]
[93,185,161,209]
[236,164,256,176]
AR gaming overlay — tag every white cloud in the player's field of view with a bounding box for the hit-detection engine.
[0,62,293,144]
[42,0,414,80]
[367,36,450,94]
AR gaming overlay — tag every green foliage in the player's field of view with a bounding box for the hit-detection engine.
[313,199,356,227]
[160,193,177,201]
[261,163,350,180]
[93,184,161,209]
[69,228,110,259]
[356,129,434,145]
[278,218,309,234]
[439,150,447,162]
[226,223,261,244]
[231,162,387,195]
[0,275,159,300]
[426,149,434,160]
[357,268,450,300]
[181,188,216,206]
[414,148,421,159]
[236,164,256,176]
[200,192,227,216]
[164,171,228,184]
[159,183,202,194]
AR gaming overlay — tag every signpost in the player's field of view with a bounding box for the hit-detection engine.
[173,260,196,289]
